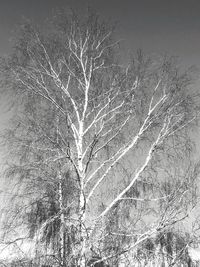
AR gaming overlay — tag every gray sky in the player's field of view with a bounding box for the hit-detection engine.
[1,0,200,68]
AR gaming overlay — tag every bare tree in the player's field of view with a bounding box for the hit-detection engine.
[1,10,199,266]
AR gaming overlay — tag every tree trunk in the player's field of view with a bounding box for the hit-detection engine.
[77,122,87,266]
[78,188,87,267]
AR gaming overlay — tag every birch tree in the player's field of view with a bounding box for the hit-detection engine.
[2,10,199,266]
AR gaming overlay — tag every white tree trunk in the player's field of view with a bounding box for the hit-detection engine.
[77,121,87,267]
[78,192,87,267]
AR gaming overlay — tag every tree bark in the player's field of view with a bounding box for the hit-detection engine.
[78,190,87,266]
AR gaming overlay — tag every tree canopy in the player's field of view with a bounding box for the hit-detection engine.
[1,9,200,267]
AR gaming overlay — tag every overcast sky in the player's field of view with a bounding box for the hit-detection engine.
[1,0,200,68]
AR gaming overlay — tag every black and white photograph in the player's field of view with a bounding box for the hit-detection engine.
[0,0,200,266]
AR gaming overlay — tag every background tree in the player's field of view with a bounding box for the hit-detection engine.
[1,9,199,266]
